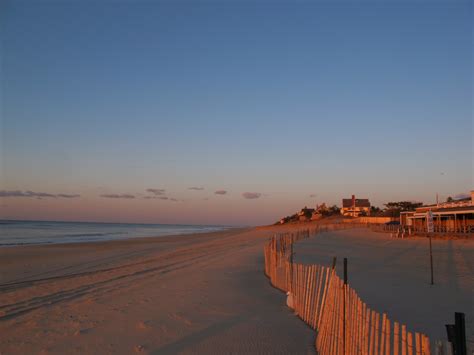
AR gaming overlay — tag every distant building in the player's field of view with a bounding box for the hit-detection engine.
[400,191,474,231]
[341,195,370,217]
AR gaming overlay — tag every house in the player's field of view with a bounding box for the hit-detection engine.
[341,195,370,217]
[400,191,474,232]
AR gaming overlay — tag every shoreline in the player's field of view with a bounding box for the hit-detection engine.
[0,221,238,248]
[0,228,249,284]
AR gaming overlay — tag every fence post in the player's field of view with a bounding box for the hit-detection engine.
[446,312,467,355]
[344,258,348,284]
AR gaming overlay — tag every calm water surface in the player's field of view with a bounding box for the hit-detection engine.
[0,220,230,246]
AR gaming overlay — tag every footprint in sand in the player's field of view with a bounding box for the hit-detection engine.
[168,312,192,326]
[74,328,92,336]
[136,321,151,330]
[134,344,145,353]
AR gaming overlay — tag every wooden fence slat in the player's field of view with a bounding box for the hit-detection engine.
[314,265,324,328]
[394,322,400,355]
[381,313,387,355]
[313,265,321,329]
[318,267,330,329]
[329,277,337,355]
[356,300,361,355]
[402,325,407,355]
[294,263,298,312]
[386,318,391,355]
[304,265,311,323]
[306,265,313,326]
[359,295,363,355]
[328,274,338,354]
[364,305,370,355]
[369,310,376,355]
[316,270,330,353]
[338,278,343,355]
[320,281,331,353]
[415,332,421,355]
[348,289,353,355]
[303,265,308,321]
[374,312,380,355]
[301,265,307,320]
[408,332,413,355]
[298,264,303,315]
[330,275,338,354]
[296,263,300,314]
[306,265,314,324]
[338,279,344,355]
[351,289,357,355]
[422,335,431,355]
[302,264,307,320]
[311,265,318,328]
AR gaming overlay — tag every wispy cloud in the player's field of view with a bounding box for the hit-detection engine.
[215,190,227,195]
[57,194,81,198]
[100,194,135,199]
[143,196,168,200]
[454,193,470,200]
[188,187,204,191]
[242,192,261,199]
[0,190,43,198]
[146,188,166,195]
[0,190,80,199]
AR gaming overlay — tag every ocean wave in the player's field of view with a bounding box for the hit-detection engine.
[0,221,230,247]
[56,232,125,239]
[0,241,54,247]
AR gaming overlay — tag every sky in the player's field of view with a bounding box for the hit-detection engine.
[0,0,472,226]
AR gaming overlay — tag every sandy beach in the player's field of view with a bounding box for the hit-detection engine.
[1,226,473,354]
[294,228,474,351]
[0,228,315,354]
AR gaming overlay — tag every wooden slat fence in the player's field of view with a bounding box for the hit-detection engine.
[263,226,452,355]
[369,224,474,238]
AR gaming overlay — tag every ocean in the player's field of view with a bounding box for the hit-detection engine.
[0,220,229,247]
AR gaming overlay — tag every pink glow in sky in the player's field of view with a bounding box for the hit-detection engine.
[2,2,471,225]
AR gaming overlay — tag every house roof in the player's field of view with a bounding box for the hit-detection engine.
[415,205,474,214]
[342,199,370,208]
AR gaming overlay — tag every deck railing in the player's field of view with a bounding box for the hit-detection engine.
[369,223,474,238]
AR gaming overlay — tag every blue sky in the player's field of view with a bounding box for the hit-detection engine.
[1,0,472,225]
